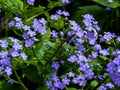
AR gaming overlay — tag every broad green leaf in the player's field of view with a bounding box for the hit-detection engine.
[0,81,18,90]
[35,49,45,60]
[36,86,49,90]
[44,40,56,49]
[34,47,47,65]
[59,19,65,29]
[47,1,63,8]
[6,0,23,15]
[66,87,78,90]
[93,0,120,8]
[23,58,38,66]
[45,12,50,22]
[37,61,53,74]
[21,64,41,83]
[50,17,65,30]
[25,6,46,20]
[41,27,51,40]
[0,0,6,7]
[0,0,5,3]
[99,55,109,61]
[90,80,98,87]
[24,48,34,58]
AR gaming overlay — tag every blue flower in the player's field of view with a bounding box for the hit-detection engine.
[99,85,107,90]
[0,51,8,58]
[51,30,59,38]
[68,55,78,63]
[105,83,114,89]
[0,40,8,48]
[20,53,28,60]
[22,25,31,31]
[62,78,70,85]
[27,0,35,5]
[25,39,34,47]
[67,72,75,78]
[102,32,115,41]
[10,50,20,57]
[99,49,109,56]
[13,42,22,50]
[53,81,65,89]
[32,18,46,35]
[8,21,14,28]
[5,67,12,76]
[94,44,101,50]
[106,56,120,86]
[50,14,59,20]
[61,0,70,4]
[51,61,60,71]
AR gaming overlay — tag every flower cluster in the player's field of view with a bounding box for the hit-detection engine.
[99,82,114,90]
[46,54,94,89]
[46,14,100,89]
[2,1,120,89]
[0,37,27,77]
[8,17,47,47]
[45,12,120,89]
[50,9,70,20]
[106,56,120,86]
[46,61,73,89]
[1,0,120,89]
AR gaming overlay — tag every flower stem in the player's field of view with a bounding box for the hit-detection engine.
[23,0,26,11]
[14,71,28,90]
[26,9,51,22]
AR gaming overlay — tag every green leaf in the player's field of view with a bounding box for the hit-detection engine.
[44,40,56,49]
[99,55,109,61]
[66,87,78,90]
[93,0,120,8]
[59,19,65,29]
[50,17,65,30]
[41,27,51,41]
[0,0,6,8]
[6,0,23,15]
[0,0,5,3]
[47,1,63,8]
[21,64,40,83]
[0,81,18,90]
[25,6,46,19]
[35,44,46,59]
[45,12,50,22]
[90,80,98,87]
[36,86,49,90]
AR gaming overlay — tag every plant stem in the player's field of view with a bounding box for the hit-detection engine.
[23,0,26,11]
[26,9,51,22]
[5,12,8,37]
[14,71,28,90]
[116,8,119,17]
[7,76,20,84]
